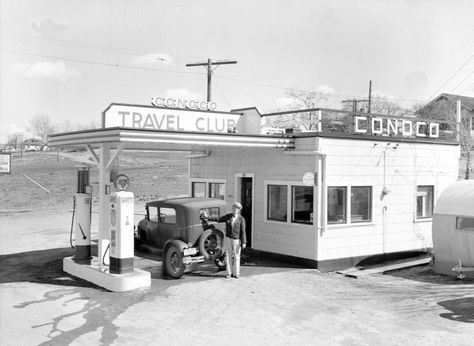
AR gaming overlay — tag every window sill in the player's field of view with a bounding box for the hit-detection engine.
[414,218,433,223]
[264,219,315,228]
[327,222,375,229]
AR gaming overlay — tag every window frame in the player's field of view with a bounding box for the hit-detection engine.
[327,186,347,225]
[415,185,434,220]
[327,185,374,227]
[263,180,315,227]
[350,186,372,223]
[267,184,288,222]
[291,185,314,225]
[190,178,226,200]
[208,182,226,200]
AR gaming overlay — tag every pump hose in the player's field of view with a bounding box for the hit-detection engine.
[69,196,76,249]
[102,243,110,266]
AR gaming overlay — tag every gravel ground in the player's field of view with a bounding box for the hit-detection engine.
[1,152,473,345]
[1,210,474,346]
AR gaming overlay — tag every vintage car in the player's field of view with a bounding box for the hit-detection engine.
[135,197,227,278]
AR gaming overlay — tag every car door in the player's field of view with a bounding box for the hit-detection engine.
[158,206,178,248]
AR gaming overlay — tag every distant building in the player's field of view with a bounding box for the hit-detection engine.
[418,93,474,136]
[23,138,43,151]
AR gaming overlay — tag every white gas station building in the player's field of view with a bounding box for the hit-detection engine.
[48,100,460,290]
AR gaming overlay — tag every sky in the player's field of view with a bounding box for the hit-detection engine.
[1,0,474,141]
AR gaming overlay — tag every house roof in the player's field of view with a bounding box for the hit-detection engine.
[429,93,474,111]
[23,139,42,145]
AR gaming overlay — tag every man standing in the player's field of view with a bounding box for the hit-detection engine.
[203,202,246,279]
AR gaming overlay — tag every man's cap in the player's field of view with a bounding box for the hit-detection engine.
[232,202,243,209]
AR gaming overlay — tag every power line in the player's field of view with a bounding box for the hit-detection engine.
[0,48,205,75]
[450,71,474,93]
[461,82,474,94]
[427,53,474,100]
[3,32,201,63]
[216,73,426,103]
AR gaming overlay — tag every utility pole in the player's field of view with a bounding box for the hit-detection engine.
[186,58,237,102]
[342,98,369,112]
[342,80,373,112]
[368,80,372,113]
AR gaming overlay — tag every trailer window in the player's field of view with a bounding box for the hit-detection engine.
[416,185,433,219]
[328,187,347,224]
[192,182,206,198]
[456,217,474,230]
[267,185,287,222]
[209,183,225,200]
[351,186,372,222]
[292,186,313,224]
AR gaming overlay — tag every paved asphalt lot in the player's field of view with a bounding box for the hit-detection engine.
[1,210,474,346]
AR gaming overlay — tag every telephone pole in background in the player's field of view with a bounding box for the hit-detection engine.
[342,80,373,112]
[186,58,237,102]
[342,98,369,112]
[368,80,372,113]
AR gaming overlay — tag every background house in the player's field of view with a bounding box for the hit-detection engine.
[23,138,43,151]
[418,93,474,135]
[418,93,474,179]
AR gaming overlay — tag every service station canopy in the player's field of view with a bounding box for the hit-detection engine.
[48,103,295,152]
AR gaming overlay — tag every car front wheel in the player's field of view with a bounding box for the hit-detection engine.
[164,244,185,279]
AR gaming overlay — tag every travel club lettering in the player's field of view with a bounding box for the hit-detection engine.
[117,111,237,132]
[354,116,440,138]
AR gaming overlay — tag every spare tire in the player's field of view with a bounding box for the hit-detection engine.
[199,228,224,260]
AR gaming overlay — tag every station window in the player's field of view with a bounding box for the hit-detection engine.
[267,184,287,222]
[192,182,206,198]
[416,185,434,219]
[328,187,347,224]
[292,186,313,224]
[351,186,372,223]
[159,207,176,224]
[209,183,225,200]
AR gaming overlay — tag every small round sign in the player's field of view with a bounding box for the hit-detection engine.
[302,172,315,186]
[114,173,130,191]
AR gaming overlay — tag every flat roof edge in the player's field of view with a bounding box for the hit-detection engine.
[299,132,459,145]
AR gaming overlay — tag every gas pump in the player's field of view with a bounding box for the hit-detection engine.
[72,166,92,263]
[109,174,134,274]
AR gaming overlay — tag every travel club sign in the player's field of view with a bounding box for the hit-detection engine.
[103,97,441,138]
[103,98,239,133]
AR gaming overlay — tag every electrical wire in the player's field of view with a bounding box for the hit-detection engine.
[450,71,474,93]
[3,31,202,62]
[0,48,206,75]
[427,53,474,100]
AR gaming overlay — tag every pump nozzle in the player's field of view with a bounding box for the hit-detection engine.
[78,223,87,239]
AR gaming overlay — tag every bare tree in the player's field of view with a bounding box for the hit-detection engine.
[76,121,100,131]
[267,88,331,130]
[419,100,472,178]
[28,113,56,149]
[343,94,404,116]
